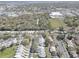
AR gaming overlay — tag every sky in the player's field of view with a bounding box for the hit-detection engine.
[0,0,79,1]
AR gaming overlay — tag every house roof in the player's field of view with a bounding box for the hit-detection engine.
[50,12,63,16]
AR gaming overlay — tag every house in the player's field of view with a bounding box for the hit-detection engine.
[14,44,30,58]
[49,12,63,18]
[67,40,74,48]
[37,46,46,58]
[38,35,45,46]
[12,38,17,44]
[14,54,23,58]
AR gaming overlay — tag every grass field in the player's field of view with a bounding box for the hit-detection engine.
[48,18,66,29]
[45,47,52,58]
[0,45,16,58]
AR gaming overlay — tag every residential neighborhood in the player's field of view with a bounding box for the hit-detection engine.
[0,1,79,58]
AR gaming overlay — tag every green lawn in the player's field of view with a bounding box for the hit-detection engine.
[33,53,38,58]
[45,47,52,58]
[0,33,12,40]
[0,45,16,58]
[48,18,66,29]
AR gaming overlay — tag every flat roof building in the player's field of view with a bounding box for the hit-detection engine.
[49,12,63,18]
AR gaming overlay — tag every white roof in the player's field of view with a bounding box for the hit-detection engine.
[37,46,46,57]
[50,46,56,52]
[50,12,62,16]
[48,36,53,42]
[14,55,23,58]
[12,38,17,43]
[39,35,45,44]
[68,40,74,47]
